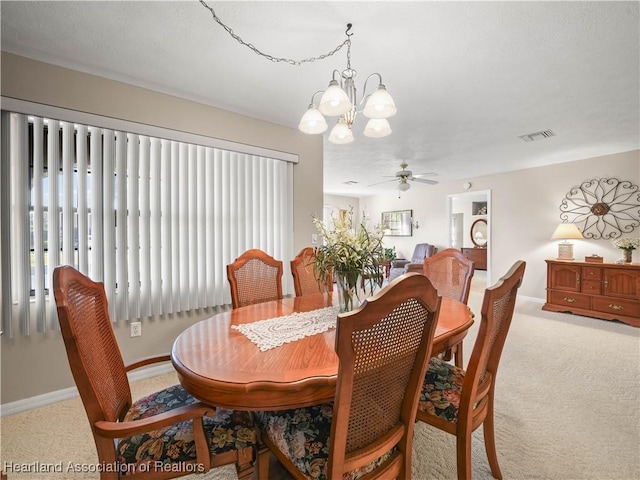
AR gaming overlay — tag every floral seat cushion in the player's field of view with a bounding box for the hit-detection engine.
[418,357,466,423]
[255,404,394,480]
[117,384,255,472]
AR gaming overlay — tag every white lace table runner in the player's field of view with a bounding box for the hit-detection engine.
[231,306,339,351]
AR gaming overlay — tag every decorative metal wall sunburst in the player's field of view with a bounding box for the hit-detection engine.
[559,178,640,239]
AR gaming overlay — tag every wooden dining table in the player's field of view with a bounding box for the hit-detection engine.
[171,292,474,411]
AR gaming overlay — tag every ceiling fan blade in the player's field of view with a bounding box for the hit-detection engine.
[411,177,439,185]
[368,178,397,187]
[413,172,438,177]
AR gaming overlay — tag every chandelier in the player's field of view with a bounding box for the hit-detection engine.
[198,3,395,144]
[298,24,397,144]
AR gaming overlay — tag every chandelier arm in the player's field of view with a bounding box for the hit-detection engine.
[309,90,325,106]
[358,73,384,109]
[199,0,350,66]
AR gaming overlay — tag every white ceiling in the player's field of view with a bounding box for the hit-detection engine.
[2,1,639,197]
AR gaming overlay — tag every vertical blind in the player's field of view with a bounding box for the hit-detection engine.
[1,110,294,337]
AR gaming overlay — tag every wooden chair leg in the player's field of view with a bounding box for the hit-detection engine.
[443,342,464,367]
[456,429,473,480]
[235,446,255,480]
[483,393,503,480]
[255,435,271,480]
[454,342,464,368]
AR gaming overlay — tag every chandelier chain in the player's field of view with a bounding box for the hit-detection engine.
[199,0,351,66]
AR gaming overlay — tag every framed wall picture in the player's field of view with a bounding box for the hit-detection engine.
[381,210,413,236]
[472,201,488,216]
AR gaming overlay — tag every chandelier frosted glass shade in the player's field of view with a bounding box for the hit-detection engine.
[298,106,328,134]
[363,118,392,138]
[398,181,410,192]
[328,119,354,144]
[318,80,353,116]
[362,84,397,119]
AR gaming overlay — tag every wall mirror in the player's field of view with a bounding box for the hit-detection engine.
[471,218,488,247]
[381,210,413,236]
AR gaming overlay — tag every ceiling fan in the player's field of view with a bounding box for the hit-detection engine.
[369,162,439,191]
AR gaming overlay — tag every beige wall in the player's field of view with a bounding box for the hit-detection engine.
[361,150,640,298]
[0,53,324,404]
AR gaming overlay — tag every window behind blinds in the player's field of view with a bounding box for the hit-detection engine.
[0,109,294,337]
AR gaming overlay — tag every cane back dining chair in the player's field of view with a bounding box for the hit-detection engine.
[53,266,256,480]
[227,249,283,309]
[417,260,526,480]
[422,248,475,367]
[291,247,333,297]
[255,272,442,480]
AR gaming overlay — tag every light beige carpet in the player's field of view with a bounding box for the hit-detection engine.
[2,272,639,479]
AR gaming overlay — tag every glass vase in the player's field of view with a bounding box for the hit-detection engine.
[334,270,360,313]
[622,249,633,263]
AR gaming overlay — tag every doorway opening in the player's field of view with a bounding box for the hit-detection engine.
[446,190,492,286]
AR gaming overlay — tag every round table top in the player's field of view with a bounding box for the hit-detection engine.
[171,293,473,411]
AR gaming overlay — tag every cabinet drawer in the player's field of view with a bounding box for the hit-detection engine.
[581,280,602,295]
[549,291,591,310]
[592,297,640,318]
[582,267,602,281]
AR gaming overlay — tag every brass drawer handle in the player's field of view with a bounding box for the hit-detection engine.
[609,304,624,311]
[563,297,577,303]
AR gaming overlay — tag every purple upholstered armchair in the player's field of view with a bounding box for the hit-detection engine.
[388,243,437,282]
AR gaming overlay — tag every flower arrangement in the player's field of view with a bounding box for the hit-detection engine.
[611,237,640,251]
[313,207,384,311]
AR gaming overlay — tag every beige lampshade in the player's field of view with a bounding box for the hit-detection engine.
[551,223,584,240]
[551,223,583,260]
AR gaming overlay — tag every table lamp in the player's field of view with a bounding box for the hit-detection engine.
[551,223,584,260]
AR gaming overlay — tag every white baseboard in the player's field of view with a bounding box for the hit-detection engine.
[519,295,546,304]
[1,363,174,417]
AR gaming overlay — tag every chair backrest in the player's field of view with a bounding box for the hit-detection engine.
[53,266,132,428]
[422,248,475,304]
[327,273,441,478]
[227,249,283,309]
[290,247,333,297]
[459,261,526,423]
[411,243,437,263]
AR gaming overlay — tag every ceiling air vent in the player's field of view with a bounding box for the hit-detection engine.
[518,129,555,142]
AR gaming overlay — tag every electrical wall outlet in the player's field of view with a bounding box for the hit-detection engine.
[130,321,142,337]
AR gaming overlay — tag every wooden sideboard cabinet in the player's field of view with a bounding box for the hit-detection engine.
[543,259,640,327]
[461,247,487,270]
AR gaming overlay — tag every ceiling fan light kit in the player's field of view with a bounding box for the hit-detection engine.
[298,24,397,144]
[369,162,439,192]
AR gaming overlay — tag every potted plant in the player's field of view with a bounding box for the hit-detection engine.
[384,247,396,262]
